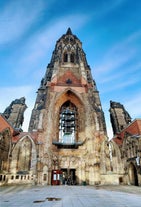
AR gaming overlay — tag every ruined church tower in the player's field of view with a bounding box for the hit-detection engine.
[3,97,27,129]
[28,28,110,185]
[109,101,131,135]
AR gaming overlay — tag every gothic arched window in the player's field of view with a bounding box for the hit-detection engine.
[59,101,78,144]
[63,53,68,62]
[17,138,32,172]
[70,53,75,63]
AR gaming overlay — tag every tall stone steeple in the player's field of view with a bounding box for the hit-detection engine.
[29,28,106,133]
[28,28,109,185]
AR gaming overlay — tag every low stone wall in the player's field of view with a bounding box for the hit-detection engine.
[100,173,120,185]
[0,174,36,186]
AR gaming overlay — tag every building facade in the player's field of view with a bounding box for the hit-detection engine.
[0,29,141,186]
[109,101,141,186]
[28,28,111,185]
[0,115,12,175]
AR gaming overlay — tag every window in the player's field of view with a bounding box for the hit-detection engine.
[43,174,47,181]
[120,125,124,130]
[70,53,75,63]
[11,175,14,180]
[64,53,68,62]
[59,101,78,144]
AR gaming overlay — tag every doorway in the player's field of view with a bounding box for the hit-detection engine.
[128,163,138,186]
[61,168,76,185]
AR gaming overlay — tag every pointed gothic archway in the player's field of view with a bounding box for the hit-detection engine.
[11,135,37,174]
[53,89,86,146]
[128,162,138,186]
[58,101,78,144]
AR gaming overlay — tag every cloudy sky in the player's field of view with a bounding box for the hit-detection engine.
[0,0,141,139]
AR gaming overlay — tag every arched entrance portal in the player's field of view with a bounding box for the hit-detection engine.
[61,168,76,185]
[128,163,138,186]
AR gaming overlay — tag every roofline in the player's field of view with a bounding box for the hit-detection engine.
[115,118,141,135]
[0,113,20,135]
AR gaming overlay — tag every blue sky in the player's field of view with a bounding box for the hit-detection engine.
[0,0,141,138]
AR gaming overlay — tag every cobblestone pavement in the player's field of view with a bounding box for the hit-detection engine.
[0,185,141,207]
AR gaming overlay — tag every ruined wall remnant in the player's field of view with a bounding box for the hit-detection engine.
[3,97,27,129]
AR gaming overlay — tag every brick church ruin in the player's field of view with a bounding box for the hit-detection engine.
[0,28,141,186]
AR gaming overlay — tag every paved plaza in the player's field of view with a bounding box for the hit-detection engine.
[0,185,141,207]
